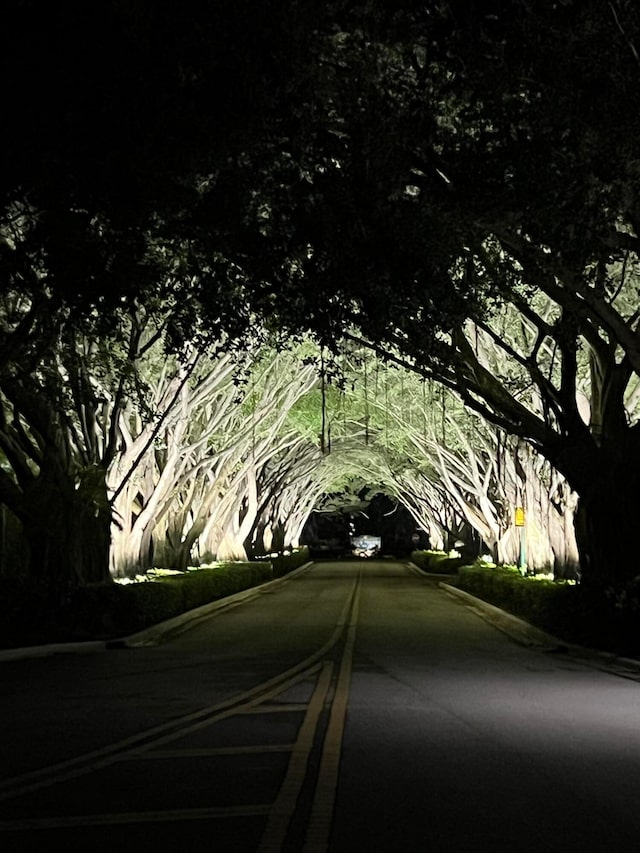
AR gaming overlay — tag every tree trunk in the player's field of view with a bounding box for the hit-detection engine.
[270,522,286,553]
[573,447,640,587]
[245,520,268,559]
[19,462,112,586]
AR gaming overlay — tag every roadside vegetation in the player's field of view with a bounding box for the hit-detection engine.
[1,549,309,651]
[6,547,637,659]
[2,3,640,651]
[414,552,640,658]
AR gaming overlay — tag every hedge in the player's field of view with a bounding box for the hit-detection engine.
[1,548,311,649]
[410,550,466,574]
[454,562,640,656]
[268,546,311,578]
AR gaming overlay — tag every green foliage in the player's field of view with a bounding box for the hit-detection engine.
[268,547,310,578]
[455,563,640,656]
[0,578,132,648]
[3,1,640,590]
[0,551,312,648]
[456,563,564,622]
[146,562,273,617]
[0,561,273,648]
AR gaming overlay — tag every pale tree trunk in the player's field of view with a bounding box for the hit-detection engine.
[126,351,318,568]
[381,402,579,574]
[393,470,448,551]
[246,439,323,556]
[108,352,246,574]
[0,372,114,587]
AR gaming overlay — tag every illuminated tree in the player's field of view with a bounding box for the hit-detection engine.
[335,353,580,575]
[228,1,640,586]
[0,294,161,585]
[108,349,242,575]
[0,1,332,584]
[109,344,318,573]
[196,348,319,561]
[3,1,640,590]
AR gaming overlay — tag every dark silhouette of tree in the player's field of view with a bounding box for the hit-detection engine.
[220,0,640,586]
[3,0,640,588]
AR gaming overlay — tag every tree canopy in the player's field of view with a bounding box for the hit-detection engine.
[2,1,640,586]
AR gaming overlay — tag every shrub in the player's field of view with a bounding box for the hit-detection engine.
[147,561,274,619]
[456,562,566,623]
[0,560,276,648]
[0,578,75,646]
[454,562,640,656]
[411,550,466,574]
[270,547,310,578]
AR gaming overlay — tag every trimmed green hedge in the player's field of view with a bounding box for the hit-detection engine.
[269,546,311,578]
[0,549,311,649]
[142,561,274,618]
[411,550,466,574]
[454,562,640,656]
[455,563,573,626]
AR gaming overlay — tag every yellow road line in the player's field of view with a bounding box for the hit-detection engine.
[0,576,360,804]
[303,574,361,853]
[130,744,296,759]
[241,703,309,714]
[257,661,334,852]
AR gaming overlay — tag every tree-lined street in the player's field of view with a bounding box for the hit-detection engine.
[3,1,640,593]
[2,560,640,851]
[3,6,640,848]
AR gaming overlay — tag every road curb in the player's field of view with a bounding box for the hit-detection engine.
[407,561,640,672]
[0,562,315,662]
[438,580,640,676]
[439,582,564,649]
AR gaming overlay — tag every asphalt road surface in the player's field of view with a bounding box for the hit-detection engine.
[2,559,640,852]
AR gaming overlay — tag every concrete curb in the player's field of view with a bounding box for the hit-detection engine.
[439,582,564,649]
[0,640,108,662]
[407,562,562,648]
[0,561,315,662]
[407,561,640,674]
[438,580,640,676]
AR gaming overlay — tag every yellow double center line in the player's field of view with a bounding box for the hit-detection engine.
[303,577,360,853]
[258,569,361,852]
[0,571,362,848]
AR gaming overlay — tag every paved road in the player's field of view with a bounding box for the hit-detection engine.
[2,560,640,851]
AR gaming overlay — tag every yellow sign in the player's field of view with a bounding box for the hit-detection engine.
[515,507,525,527]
